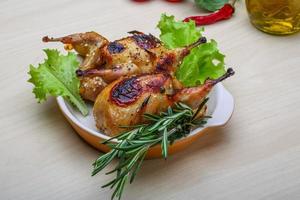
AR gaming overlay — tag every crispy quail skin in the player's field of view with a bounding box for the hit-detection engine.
[93,69,234,136]
[43,31,207,101]
[93,73,173,135]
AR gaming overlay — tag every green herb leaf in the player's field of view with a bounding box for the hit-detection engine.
[28,49,88,115]
[161,128,168,159]
[157,14,226,86]
[194,0,229,12]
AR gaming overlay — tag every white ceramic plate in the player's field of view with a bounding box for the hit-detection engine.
[56,83,234,158]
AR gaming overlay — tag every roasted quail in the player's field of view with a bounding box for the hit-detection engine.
[43,31,207,101]
[93,68,234,136]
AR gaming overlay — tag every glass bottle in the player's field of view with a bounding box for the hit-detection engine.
[246,0,300,35]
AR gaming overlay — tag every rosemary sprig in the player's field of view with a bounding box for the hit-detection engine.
[92,98,209,200]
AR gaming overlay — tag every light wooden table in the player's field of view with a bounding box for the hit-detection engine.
[1,0,300,199]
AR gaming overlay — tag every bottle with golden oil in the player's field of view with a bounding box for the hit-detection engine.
[246,0,300,35]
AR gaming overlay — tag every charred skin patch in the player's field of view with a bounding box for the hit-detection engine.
[107,41,125,54]
[110,74,169,107]
[156,54,175,72]
[111,77,142,106]
[131,34,160,50]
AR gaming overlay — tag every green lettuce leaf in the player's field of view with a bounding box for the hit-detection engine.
[28,49,88,115]
[175,40,225,86]
[157,14,226,86]
[157,14,203,49]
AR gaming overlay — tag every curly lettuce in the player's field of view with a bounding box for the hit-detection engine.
[157,14,204,49]
[28,49,88,115]
[157,14,226,86]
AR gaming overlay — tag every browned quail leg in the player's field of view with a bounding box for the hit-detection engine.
[172,68,235,109]
[153,37,207,73]
[76,63,141,83]
[42,32,109,70]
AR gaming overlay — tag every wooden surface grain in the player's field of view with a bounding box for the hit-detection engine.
[1,0,300,199]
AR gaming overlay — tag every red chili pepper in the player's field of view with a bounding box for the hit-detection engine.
[183,3,235,26]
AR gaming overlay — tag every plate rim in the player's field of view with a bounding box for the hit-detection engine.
[56,83,234,143]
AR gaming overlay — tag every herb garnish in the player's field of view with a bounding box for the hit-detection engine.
[92,99,209,200]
